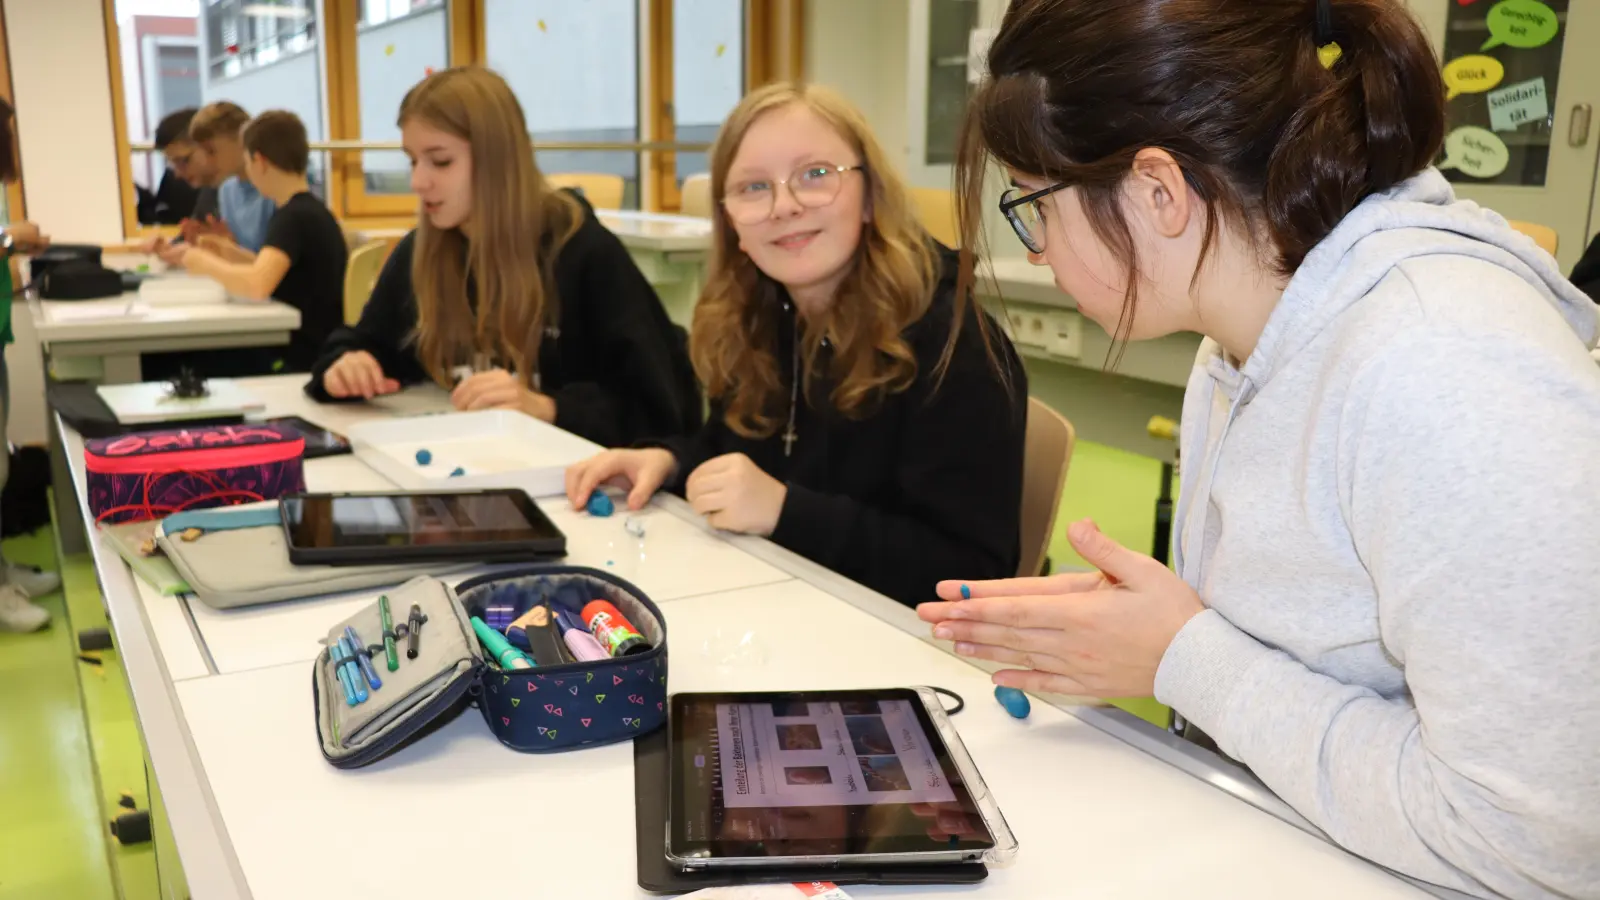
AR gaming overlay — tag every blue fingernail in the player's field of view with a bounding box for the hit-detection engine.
[960,584,971,600]
[995,686,1030,719]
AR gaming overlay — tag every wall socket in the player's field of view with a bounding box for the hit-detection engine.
[1006,307,1082,360]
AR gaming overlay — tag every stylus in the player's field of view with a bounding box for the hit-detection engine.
[344,626,383,691]
[407,604,424,660]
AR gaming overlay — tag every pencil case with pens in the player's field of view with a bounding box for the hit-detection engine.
[313,566,668,769]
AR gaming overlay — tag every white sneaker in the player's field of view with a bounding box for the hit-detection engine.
[6,563,61,598]
[0,584,50,632]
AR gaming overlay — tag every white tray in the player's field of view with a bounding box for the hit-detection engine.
[346,410,601,498]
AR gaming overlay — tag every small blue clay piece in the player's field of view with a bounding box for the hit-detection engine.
[960,584,971,600]
[449,467,466,477]
[415,448,433,466]
[995,686,1030,719]
[586,491,615,518]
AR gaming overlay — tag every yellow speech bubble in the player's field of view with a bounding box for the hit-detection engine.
[1439,126,1510,180]
[1443,54,1505,101]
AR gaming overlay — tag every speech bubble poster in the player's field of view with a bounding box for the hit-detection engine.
[1439,0,1566,186]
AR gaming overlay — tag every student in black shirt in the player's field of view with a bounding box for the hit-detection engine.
[171,110,346,372]
[1574,233,1600,303]
[138,108,202,225]
[566,84,1027,608]
[305,67,700,448]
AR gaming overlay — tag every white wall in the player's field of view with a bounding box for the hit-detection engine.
[805,0,910,180]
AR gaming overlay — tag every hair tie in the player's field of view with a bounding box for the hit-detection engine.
[1315,0,1343,69]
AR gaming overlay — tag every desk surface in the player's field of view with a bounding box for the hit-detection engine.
[348,210,711,255]
[31,294,301,344]
[65,375,1446,900]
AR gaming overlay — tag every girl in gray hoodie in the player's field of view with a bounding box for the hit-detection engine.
[918,1,1600,898]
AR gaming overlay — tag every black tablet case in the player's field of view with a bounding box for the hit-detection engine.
[632,727,988,894]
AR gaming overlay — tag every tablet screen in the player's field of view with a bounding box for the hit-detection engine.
[669,690,996,863]
[283,490,562,550]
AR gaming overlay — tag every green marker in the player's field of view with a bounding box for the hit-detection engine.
[379,595,399,672]
[470,616,535,670]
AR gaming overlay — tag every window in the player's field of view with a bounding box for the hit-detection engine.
[107,0,803,233]
[485,0,641,207]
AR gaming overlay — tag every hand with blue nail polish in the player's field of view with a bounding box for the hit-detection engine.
[917,520,1205,698]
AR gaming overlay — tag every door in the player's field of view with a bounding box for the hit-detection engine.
[1410,0,1600,271]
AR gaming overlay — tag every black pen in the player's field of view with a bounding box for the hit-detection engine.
[407,603,424,659]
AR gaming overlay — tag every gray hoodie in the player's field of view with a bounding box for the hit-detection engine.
[1152,169,1600,900]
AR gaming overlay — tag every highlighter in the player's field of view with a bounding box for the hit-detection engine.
[471,616,535,670]
[553,606,610,662]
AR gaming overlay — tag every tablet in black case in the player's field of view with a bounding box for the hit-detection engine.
[281,489,566,566]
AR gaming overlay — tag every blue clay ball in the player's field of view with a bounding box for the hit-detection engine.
[995,686,1030,719]
[587,491,615,518]
[450,467,466,477]
[415,449,433,466]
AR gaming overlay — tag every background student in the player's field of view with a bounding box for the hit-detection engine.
[918,1,1600,897]
[566,83,1026,608]
[187,101,274,251]
[1573,233,1600,302]
[0,96,61,632]
[137,107,202,225]
[165,110,346,375]
[308,67,700,448]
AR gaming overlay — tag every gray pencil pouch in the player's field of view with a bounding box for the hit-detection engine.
[155,503,468,609]
[314,576,483,767]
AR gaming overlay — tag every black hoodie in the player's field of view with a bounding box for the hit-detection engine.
[653,246,1028,607]
[305,192,702,447]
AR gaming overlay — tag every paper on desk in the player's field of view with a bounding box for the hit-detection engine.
[682,885,852,900]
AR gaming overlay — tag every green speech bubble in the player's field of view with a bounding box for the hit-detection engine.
[1442,54,1506,101]
[1481,0,1560,51]
[1438,126,1510,179]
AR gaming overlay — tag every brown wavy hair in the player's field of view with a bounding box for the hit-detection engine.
[400,67,581,387]
[954,0,1445,347]
[694,83,939,438]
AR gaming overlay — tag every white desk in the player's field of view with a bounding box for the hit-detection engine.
[63,375,1460,900]
[31,294,301,384]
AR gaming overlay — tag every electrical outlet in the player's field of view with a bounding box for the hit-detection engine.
[1009,308,1048,349]
[1044,311,1083,359]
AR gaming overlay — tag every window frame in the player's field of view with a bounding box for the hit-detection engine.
[105,0,805,236]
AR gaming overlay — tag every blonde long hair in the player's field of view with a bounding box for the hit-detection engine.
[693,83,939,438]
[400,67,581,386]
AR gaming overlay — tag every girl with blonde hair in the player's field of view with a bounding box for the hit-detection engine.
[309,67,700,447]
[568,83,1026,607]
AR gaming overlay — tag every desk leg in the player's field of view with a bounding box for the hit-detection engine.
[49,414,88,554]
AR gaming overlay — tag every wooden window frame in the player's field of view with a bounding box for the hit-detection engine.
[0,1,27,225]
[325,0,480,220]
[101,0,803,234]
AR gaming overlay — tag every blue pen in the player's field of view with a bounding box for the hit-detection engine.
[329,642,358,706]
[344,626,383,691]
[338,638,370,703]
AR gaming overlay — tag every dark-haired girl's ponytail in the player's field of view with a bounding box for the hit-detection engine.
[1262,0,1446,272]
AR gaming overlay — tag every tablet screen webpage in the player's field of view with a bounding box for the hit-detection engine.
[670,691,996,862]
[286,491,561,549]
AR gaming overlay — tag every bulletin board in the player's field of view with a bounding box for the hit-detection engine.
[1438,0,1568,187]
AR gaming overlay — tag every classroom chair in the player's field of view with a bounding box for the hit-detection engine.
[1019,397,1076,578]
[343,239,393,325]
[910,187,959,248]
[680,173,713,219]
[1506,220,1559,257]
[546,173,626,211]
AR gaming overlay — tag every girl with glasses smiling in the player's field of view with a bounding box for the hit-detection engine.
[919,1,1600,897]
[568,83,1028,608]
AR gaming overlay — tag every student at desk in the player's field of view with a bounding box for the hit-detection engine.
[187,102,275,252]
[919,2,1600,898]
[166,110,346,374]
[307,67,700,447]
[566,84,1027,608]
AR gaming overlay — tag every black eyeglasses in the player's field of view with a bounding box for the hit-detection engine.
[999,182,1069,254]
